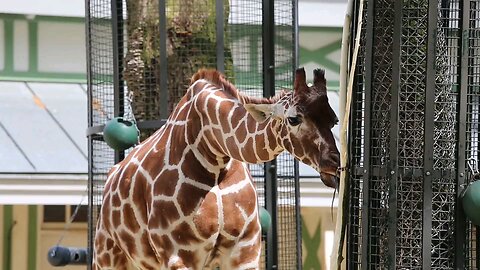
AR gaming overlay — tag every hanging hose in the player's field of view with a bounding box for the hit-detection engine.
[331,0,363,269]
[47,190,89,266]
[47,246,88,266]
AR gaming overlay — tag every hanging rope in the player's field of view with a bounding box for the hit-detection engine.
[124,90,141,145]
[55,187,88,247]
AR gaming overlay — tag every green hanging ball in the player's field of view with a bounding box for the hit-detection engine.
[259,207,272,234]
[103,117,139,151]
[462,180,480,226]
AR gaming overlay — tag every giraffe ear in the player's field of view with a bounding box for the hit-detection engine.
[244,104,283,122]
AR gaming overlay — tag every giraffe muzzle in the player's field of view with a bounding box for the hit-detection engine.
[320,171,340,189]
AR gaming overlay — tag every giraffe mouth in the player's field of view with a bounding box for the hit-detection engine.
[320,171,340,189]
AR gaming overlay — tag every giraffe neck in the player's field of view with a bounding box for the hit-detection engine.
[191,85,287,167]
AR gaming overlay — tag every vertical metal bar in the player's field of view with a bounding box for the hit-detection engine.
[111,0,125,163]
[158,0,169,120]
[263,0,277,268]
[215,0,225,73]
[477,228,480,268]
[360,0,374,268]
[454,0,470,268]
[111,0,123,119]
[292,1,302,268]
[347,1,362,268]
[293,0,299,69]
[422,0,438,267]
[85,0,94,268]
[388,0,403,267]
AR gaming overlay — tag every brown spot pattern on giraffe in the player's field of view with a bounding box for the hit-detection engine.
[122,203,140,233]
[149,200,179,229]
[193,191,219,239]
[112,209,121,228]
[152,169,178,196]
[119,229,136,257]
[172,221,201,245]
[178,249,199,268]
[181,151,216,186]
[131,173,148,224]
[177,183,208,216]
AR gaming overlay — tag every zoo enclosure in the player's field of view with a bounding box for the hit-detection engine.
[347,0,479,269]
[85,0,301,269]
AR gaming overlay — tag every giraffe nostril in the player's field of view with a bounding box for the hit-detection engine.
[330,151,340,166]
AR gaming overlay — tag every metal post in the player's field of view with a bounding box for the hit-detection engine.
[422,0,438,267]
[454,0,471,268]
[85,0,94,268]
[263,0,277,268]
[347,1,363,267]
[292,1,302,268]
[158,0,169,120]
[360,0,374,267]
[387,0,403,267]
[215,0,225,73]
[111,0,124,163]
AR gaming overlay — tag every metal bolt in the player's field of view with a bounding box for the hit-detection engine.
[426,171,431,176]
[460,172,464,177]
[390,170,395,175]
[364,169,367,173]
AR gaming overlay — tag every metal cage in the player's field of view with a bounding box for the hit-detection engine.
[347,0,480,269]
[85,0,301,269]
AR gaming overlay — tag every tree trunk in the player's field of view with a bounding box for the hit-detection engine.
[123,0,232,135]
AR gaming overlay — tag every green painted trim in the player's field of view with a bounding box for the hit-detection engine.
[0,14,86,81]
[27,206,37,270]
[0,14,84,23]
[2,205,13,270]
[34,16,85,23]
[3,19,13,73]
[0,72,86,83]
[299,26,343,33]
[28,20,38,72]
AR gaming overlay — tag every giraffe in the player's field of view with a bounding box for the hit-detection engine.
[93,67,340,270]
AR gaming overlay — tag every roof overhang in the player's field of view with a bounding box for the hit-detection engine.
[0,174,88,205]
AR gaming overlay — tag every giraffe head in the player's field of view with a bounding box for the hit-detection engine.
[245,67,340,188]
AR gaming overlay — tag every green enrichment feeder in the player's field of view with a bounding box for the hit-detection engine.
[103,117,139,151]
[462,180,480,226]
[259,207,272,234]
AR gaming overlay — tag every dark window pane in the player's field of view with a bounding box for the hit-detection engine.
[70,205,88,223]
[43,205,66,222]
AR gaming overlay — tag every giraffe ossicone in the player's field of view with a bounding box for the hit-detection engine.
[93,67,340,270]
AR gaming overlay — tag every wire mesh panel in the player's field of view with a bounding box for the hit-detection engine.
[85,0,118,259]
[466,2,480,268]
[86,0,300,269]
[347,0,480,269]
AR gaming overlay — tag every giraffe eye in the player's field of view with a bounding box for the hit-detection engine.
[287,116,302,126]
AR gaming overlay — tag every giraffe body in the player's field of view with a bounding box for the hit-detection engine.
[93,68,340,270]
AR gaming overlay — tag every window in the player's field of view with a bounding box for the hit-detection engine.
[42,205,88,225]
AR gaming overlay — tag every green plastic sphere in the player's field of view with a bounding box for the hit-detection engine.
[462,181,480,226]
[103,117,139,151]
[259,207,272,234]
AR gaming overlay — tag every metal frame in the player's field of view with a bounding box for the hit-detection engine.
[84,0,301,269]
[262,0,279,268]
[347,0,479,269]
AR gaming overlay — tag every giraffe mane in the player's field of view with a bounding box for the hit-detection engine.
[190,68,287,105]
